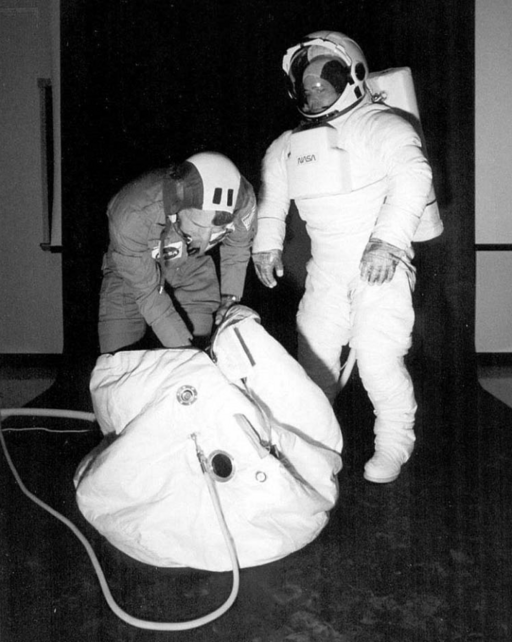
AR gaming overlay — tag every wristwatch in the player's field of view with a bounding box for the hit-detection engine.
[221,294,240,303]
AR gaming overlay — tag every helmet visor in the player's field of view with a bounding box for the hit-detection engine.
[289,52,349,115]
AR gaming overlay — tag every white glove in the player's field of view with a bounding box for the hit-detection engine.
[252,250,284,288]
[360,238,405,285]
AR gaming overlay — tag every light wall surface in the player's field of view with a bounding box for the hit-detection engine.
[475,0,512,352]
[0,1,63,353]
[476,252,512,352]
[475,0,512,243]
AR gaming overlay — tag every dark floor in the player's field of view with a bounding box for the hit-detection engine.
[1,353,511,642]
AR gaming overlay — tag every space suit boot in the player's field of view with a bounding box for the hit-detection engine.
[363,421,415,484]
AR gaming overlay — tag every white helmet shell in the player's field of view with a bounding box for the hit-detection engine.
[283,31,369,121]
[166,151,242,219]
[185,152,241,214]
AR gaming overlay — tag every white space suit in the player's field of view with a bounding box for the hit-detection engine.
[252,31,443,483]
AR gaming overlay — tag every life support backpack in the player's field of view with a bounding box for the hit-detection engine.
[74,306,342,572]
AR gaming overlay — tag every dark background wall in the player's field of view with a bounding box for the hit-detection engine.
[60,0,474,391]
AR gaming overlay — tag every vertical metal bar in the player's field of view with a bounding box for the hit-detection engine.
[38,78,53,251]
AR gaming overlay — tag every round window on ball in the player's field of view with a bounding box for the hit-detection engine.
[208,451,235,482]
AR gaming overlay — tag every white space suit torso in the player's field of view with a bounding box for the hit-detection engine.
[254,94,441,266]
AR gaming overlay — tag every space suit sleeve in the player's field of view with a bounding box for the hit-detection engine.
[218,176,257,299]
[109,250,192,346]
[252,133,292,253]
[369,112,433,249]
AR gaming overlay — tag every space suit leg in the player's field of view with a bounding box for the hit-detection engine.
[98,262,147,353]
[351,269,416,482]
[296,260,352,403]
[357,352,416,482]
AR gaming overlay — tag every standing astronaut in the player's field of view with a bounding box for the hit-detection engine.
[99,152,256,354]
[252,31,443,483]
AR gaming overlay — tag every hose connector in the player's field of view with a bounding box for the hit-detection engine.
[190,433,209,474]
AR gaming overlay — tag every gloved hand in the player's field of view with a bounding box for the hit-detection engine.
[360,238,405,285]
[214,294,240,326]
[252,250,284,288]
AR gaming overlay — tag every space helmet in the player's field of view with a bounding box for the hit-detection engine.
[165,152,242,255]
[282,30,369,122]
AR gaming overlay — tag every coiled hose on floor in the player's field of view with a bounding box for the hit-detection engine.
[0,407,240,631]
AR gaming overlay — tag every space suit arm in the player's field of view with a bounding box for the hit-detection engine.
[109,250,193,346]
[370,115,433,249]
[218,176,257,299]
[252,133,292,254]
[106,193,194,352]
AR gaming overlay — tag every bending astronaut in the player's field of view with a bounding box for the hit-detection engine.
[252,31,443,483]
[99,152,256,354]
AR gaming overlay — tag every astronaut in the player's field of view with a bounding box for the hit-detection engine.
[252,31,443,483]
[98,152,257,354]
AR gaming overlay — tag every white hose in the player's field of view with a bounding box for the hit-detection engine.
[1,407,96,421]
[0,407,240,630]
